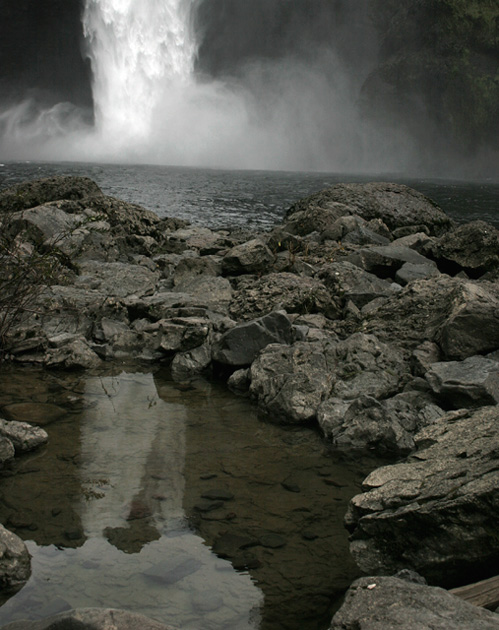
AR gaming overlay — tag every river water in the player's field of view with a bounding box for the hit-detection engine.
[0,161,498,230]
[0,364,380,630]
[0,161,497,629]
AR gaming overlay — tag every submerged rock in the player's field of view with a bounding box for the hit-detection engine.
[0,608,177,630]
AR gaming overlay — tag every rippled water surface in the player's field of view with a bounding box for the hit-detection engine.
[1,161,498,230]
[0,365,381,630]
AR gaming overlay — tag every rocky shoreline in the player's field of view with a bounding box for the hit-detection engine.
[0,175,498,629]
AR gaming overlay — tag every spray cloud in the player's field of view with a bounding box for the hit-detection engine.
[0,0,417,172]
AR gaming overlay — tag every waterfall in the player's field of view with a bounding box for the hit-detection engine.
[82,0,199,144]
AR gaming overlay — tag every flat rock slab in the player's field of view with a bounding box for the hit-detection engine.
[425,355,499,407]
[345,405,499,585]
[330,576,499,629]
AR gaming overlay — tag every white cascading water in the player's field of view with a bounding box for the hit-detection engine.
[83,0,199,146]
[0,0,415,171]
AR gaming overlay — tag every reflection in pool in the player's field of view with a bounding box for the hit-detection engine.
[0,367,377,630]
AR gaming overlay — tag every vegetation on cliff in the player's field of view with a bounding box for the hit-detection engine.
[367,0,499,153]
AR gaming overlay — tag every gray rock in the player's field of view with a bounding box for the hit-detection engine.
[342,226,391,246]
[250,333,408,427]
[45,337,102,369]
[318,261,396,308]
[411,341,442,376]
[0,608,176,630]
[425,355,499,407]
[330,576,499,630]
[0,523,31,592]
[437,281,499,359]
[282,202,351,236]
[165,226,219,252]
[172,254,222,286]
[158,317,210,354]
[227,368,251,394]
[171,341,212,379]
[346,244,437,279]
[222,238,274,275]
[362,276,499,354]
[395,261,440,285]
[250,340,336,424]
[230,272,339,321]
[0,438,15,466]
[0,176,103,213]
[213,311,294,366]
[431,220,499,277]
[8,205,79,246]
[174,275,232,314]
[345,405,499,585]
[0,419,48,453]
[318,391,443,455]
[74,261,160,298]
[287,182,453,236]
[125,292,207,322]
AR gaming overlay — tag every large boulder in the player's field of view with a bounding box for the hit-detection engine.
[0,176,103,213]
[213,311,294,366]
[74,261,160,299]
[425,355,499,408]
[330,575,499,630]
[221,238,274,275]
[362,276,499,354]
[430,220,499,277]
[229,272,338,321]
[318,261,396,308]
[318,391,443,456]
[249,339,336,424]
[250,333,409,429]
[0,608,177,630]
[0,524,31,592]
[286,183,454,237]
[345,405,499,586]
[346,244,438,280]
[436,281,499,359]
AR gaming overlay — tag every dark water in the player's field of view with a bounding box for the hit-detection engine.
[0,161,498,230]
[0,365,381,630]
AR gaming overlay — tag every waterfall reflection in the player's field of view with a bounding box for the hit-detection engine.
[79,371,187,552]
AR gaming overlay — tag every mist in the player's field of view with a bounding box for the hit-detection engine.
[0,0,492,178]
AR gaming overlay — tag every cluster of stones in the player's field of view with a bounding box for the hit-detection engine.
[1,176,499,629]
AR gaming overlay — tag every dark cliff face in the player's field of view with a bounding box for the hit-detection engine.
[195,0,376,78]
[363,0,499,154]
[0,0,92,107]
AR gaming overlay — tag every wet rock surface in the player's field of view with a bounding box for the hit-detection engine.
[345,405,499,586]
[1,175,499,628]
[330,575,499,630]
